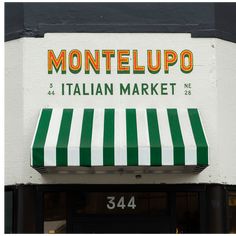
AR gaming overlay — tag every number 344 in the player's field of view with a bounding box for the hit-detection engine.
[106,196,136,210]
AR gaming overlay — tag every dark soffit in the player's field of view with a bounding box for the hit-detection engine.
[4,2,236,43]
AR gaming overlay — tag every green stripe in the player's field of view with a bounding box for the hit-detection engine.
[167,109,185,165]
[188,109,208,165]
[146,109,162,165]
[32,109,52,167]
[103,109,115,166]
[80,109,94,166]
[126,109,138,165]
[56,109,73,166]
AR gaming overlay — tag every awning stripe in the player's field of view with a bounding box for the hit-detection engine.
[157,109,173,165]
[80,109,94,166]
[114,109,127,166]
[126,109,138,166]
[67,109,83,166]
[167,109,185,165]
[146,109,162,166]
[56,109,73,166]
[31,108,208,168]
[188,109,208,165]
[103,109,115,166]
[136,109,150,166]
[178,109,197,165]
[32,109,52,167]
[91,109,104,166]
[44,109,63,166]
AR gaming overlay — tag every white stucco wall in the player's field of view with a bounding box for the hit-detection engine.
[215,40,236,184]
[5,33,236,185]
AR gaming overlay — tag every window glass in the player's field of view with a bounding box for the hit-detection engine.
[43,192,66,233]
[228,191,236,233]
[175,192,199,233]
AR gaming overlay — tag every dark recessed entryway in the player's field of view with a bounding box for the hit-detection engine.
[66,192,173,233]
[6,184,233,233]
[43,188,201,233]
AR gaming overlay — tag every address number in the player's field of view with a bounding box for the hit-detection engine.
[106,196,136,210]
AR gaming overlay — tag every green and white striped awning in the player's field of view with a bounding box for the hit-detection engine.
[31,108,208,172]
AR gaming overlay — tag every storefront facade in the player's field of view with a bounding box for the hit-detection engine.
[5,3,236,233]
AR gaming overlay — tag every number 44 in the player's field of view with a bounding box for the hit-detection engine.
[106,196,136,210]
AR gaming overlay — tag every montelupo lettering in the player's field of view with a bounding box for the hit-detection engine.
[48,49,193,75]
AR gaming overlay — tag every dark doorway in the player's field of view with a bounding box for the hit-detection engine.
[67,191,173,233]
[41,185,202,234]
[70,215,171,233]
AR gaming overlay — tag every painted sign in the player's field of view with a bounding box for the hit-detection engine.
[39,33,215,110]
[47,47,194,98]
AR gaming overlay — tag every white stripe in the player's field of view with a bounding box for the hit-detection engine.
[114,109,127,166]
[157,109,173,165]
[178,109,197,165]
[44,109,63,166]
[91,109,104,166]
[197,110,209,158]
[67,109,83,166]
[31,108,43,166]
[136,109,150,165]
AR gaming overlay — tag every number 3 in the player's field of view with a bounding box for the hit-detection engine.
[106,196,115,210]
